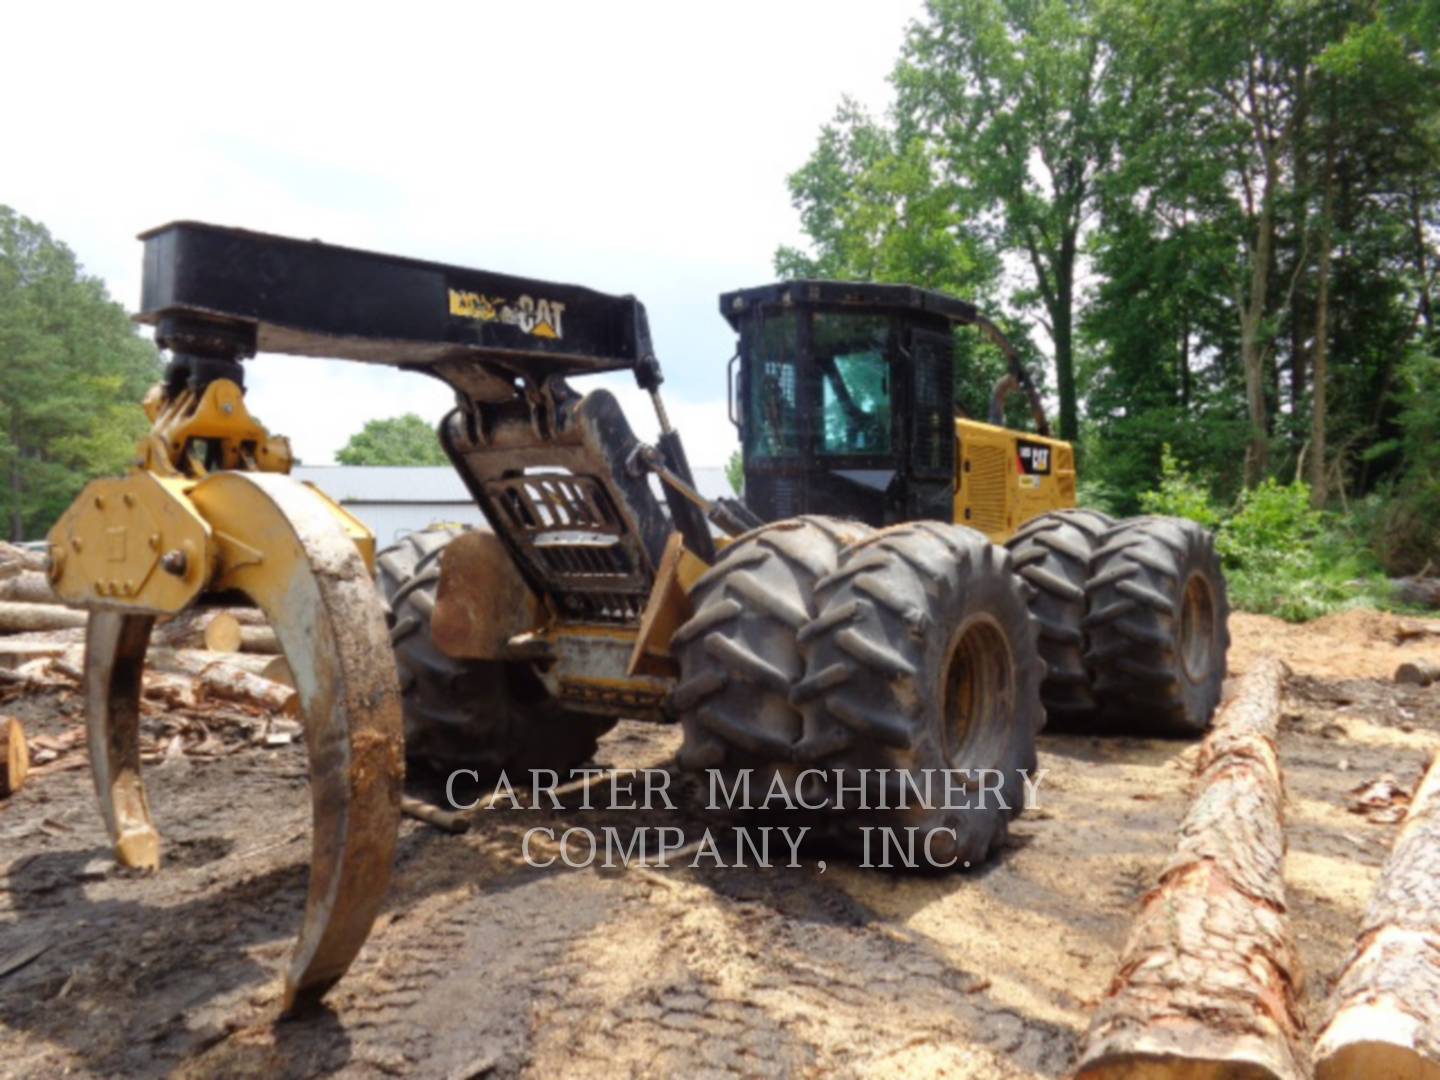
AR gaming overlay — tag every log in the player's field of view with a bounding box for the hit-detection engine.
[1392,576,1440,610]
[0,542,46,572]
[0,641,71,671]
[1075,656,1305,1080]
[0,716,28,796]
[151,607,266,650]
[401,796,472,834]
[1314,754,1440,1079]
[192,663,297,716]
[0,571,54,604]
[202,612,278,654]
[0,602,86,634]
[259,655,294,687]
[144,647,284,680]
[1395,660,1440,687]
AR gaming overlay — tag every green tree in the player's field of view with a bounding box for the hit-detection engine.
[894,0,1115,442]
[775,100,999,300]
[336,413,446,465]
[0,208,160,540]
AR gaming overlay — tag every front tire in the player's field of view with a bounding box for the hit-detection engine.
[377,527,615,775]
[673,516,873,782]
[794,523,1045,867]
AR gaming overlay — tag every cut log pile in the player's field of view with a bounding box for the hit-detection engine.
[0,543,298,793]
[1075,656,1306,1080]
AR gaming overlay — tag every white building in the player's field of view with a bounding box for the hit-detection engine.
[294,465,735,547]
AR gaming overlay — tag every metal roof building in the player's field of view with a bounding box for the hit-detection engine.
[295,465,735,547]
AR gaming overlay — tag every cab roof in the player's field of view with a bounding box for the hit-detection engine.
[718,280,979,331]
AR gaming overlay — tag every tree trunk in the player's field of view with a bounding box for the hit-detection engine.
[1314,753,1440,1079]
[1075,657,1305,1080]
[1054,243,1079,442]
[1412,186,1434,337]
[0,715,28,797]
[1309,139,1336,508]
[1242,150,1280,488]
[0,602,87,633]
[9,413,22,543]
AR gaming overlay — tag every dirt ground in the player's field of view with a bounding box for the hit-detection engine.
[1,610,1438,1079]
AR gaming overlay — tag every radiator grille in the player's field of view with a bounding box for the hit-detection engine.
[966,446,1009,535]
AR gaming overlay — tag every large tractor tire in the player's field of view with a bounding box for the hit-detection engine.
[377,527,615,775]
[673,516,874,781]
[794,522,1045,867]
[1005,508,1113,726]
[1085,515,1229,736]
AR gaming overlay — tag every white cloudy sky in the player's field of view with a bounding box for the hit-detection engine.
[5,0,925,466]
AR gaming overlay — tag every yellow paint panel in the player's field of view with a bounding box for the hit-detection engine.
[953,419,1076,542]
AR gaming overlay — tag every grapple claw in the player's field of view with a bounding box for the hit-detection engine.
[84,610,160,869]
[80,471,404,1012]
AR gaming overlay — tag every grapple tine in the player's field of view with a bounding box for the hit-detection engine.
[186,472,404,1013]
[84,611,160,869]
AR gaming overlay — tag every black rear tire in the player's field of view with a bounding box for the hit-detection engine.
[794,523,1045,867]
[673,516,873,783]
[377,527,615,775]
[1085,516,1230,736]
[1005,509,1114,726]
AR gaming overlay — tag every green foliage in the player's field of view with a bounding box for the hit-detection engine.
[0,207,161,540]
[1137,453,1399,621]
[1372,347,1440,574]
[1138,446,1223,529]
[725,448,743,496]
[336,414,446,466]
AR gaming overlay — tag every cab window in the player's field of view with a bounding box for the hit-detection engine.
[814,314,891,456]
[744,313,801,459]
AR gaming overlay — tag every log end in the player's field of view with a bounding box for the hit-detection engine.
[203,612,244,653]
[1077,1039,1305,1080]
[1,714,30,796]
[1316,1005,1440,1080]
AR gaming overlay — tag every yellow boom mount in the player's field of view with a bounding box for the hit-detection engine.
[47,361,403,1013]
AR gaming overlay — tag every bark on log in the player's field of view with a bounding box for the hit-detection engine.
[1314,754,1440,1080]
[1075,656,1305,1080]
[144,647,284,680]
[1395,660,1440,687]
[0,602,87,634]
[0,571,54,604]
[0,715,28,796]
[202,612,278,654]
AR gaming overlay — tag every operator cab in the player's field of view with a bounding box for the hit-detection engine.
[722,281,1012,527]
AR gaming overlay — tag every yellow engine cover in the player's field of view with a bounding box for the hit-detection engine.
[953,419,1076,542]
